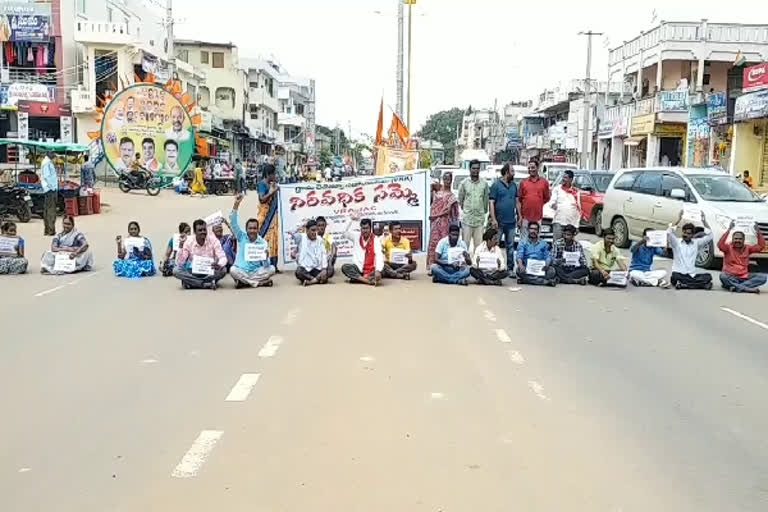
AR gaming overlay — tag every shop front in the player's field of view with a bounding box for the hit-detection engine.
[17,101,71,142]
[732,88,768,187]
[707,91,731,170]
[655,122,686,167]
[628,113,654,167]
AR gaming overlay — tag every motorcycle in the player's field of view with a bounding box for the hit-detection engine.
[118,171,161,196]
[0,184,33,222]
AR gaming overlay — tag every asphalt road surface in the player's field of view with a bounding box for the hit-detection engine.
[1,189,767,512]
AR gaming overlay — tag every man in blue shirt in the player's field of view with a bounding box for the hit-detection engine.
[431,224,472,285]
[629,227,669,288]
[40,150,59,236]
[489,163,520,270]
[229,193,275,288]
[515,221,557,286]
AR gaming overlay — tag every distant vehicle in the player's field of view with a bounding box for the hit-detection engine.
[431,164,459,182]
[459,149,491,171]
[540,161,577,184]
[601,166,768,268]
[544,170,615,235]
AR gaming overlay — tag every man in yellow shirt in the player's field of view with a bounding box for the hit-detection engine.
[382,221,417,280]
[316,216,337,278]
[743,170,754,189]
[589,228,628,287]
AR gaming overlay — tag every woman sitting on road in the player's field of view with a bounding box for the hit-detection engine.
[40,215,94,275]
[113,221,156,278]
[0,221,28,274]
[160,222,191,277]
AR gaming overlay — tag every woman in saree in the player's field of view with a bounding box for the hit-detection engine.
[0,221,28,275]
[190,165,207,195]
[427,171,459,272]
[257,163,281,272]
[40,216,94,275]
[113,221,156,278]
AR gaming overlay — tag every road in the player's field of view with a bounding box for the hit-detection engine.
[1,189,767,511]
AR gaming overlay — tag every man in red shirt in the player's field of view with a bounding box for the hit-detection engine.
[718,220,766,293]
[518,160,551,243]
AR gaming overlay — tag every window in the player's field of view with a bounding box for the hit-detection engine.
[177,49,189,63]
[249,82,259,89]
[661,174,688,199]
[632,172,662,196]
[77,0,86,14]
[215,87,235,110]
[573,174,591,190]
[200,51,209,65]
[198,86,210,108]
[107,7,113,22]
[613,172,639,191]
[212,52,224,68]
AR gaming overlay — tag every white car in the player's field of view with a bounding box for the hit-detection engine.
[601,167,768,268]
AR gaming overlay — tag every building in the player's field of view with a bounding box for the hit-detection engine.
[731,63,768,187]
[500,101,533,164]
[241,58,281,157]
[456,107,502,162]
[278,74,316,168]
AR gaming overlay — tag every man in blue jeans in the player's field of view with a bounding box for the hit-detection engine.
[489,163,520,271]
[430,224,472,285]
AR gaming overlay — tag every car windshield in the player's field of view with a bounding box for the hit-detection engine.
[591,174,613,192]
[687,174,762,202]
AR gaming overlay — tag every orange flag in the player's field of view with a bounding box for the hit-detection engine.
[375,98,384,146]
[388,112,410,146]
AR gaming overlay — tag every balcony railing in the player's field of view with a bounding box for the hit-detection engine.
[74,21,137,45]
[7,67,58,86]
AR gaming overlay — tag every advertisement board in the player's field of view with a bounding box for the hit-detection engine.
[734,89,768,122]
[101,83,195,176]
[630,114,655,136]
[278,170,429,264]
[686,104,709,167]
[706,91,728,125]
[0,83,55,107]
[657,91,689,112]
[743,63,768,93]
[0,2,52,42]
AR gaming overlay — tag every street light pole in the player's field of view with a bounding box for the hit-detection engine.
[579,30,602,169]
[396,0,404,120]
[406,0,416,129]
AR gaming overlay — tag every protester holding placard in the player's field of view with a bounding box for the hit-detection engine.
[229,194,275,288]
[316,216,337,278]
[667,210,714,290]
[40,216,94,275]
[629,228,669,288]
[431,224,472,285]
[113,221,156,278]
[515,221,557,286]
[588,229,628,287]
[292,219,329,286]
[0,221,27,275]
[174,219,228,290]
[469,227,509,286]
[257,164,281,272]
[551,224,589,285]
[160,222,191,277]
[382,221,417,280]
[341,217,384,286]
[718,219,766,293]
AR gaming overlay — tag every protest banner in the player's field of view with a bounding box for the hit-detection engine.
[278,170,428,264]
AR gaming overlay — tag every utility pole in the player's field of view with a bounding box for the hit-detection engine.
[396,0,404,119]
[166,0,175,76]
[406,0,416,129]
[579,30,602,169]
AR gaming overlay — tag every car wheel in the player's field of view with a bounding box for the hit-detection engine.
[611,216,630,248]
[592,207,603,237]
[696,240,716,269]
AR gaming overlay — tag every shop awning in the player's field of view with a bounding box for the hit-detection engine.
[623,136,645,146]
[0,138,89,152]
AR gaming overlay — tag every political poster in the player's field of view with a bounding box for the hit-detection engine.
[278,170,429,264]
[101,83,195,178]
[375,146,419,176]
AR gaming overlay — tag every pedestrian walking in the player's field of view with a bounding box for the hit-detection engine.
[40,150,58,236]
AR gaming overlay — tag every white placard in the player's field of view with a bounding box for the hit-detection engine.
[479,255,498,270]
[244,243,267,262]
[123,236,145,253]
[191,255,214,275]
[447,246,464,264]
[204,211,224,226]
[646,230,667,248]
[53,252,76,273]
[0,236,18,254]
[682,206,702,223]
[734,215,756,235]
[607,270,628,286]
[172,234,182,252]
[390,248,408,265]
[564,251,581,266]
[526,259,546,276]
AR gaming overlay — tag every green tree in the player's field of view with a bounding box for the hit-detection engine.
[319,147,333,168]
[419,150,433,169]
[416,107,465,164]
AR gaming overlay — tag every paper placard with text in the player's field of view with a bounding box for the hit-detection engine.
[0,236,18,254]
[479,255,498,270]
[390,249,408,265]
[53,253,76,273]
[204,211,224,226]
[607,270,628,286]
[646,230,667,248]
[191,255,214,275]
[526,259,546,276]
[123,236,145,253]
[564,251,581,266]
[244,243,267,262]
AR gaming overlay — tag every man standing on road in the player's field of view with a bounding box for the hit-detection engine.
[458,159,489,251]
[518,160,551,244]
[341,217,383,286]
[718,220,766,293]
[667,211,714,290]
[516,221,557,286]
[589,228,628,287]
[629,228,669,288]
[431,223,472,285]
[234,158,245,194]
[489,163,519,270]
[550,170,581,242]
[174,219,228,290]
[382,221,417,280]
[551,224,589,285]
[40,150,58,236]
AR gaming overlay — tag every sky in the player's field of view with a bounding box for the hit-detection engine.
[178,0,768,139]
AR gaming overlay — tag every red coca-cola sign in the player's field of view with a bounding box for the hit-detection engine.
[743,63,768,92]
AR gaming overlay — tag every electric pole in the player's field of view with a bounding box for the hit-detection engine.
[166,0,175,76]
[405,0,416,129]
[396,0,404,119]
[579,30,602,169]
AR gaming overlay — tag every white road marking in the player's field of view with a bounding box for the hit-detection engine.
[258,336,284,358]
[140,358,158,364]
[171,430,224,478]
[721,307,768,331]
[281,309,300,325]
[495,329,511,343]
[34,284,67,297]
[527,381,550,401]
[507,287,522,292]
[225,373,261,402]
[35,271,101,297]
[477,297,487,306]
[430,392,444,399]
[18,468,31,473]
[189,350,200,357]
[483,310,497,322]
[507,350,525,365]
[359,355,375,362]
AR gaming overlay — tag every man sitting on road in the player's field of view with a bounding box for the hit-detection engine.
[316,216,337,278]
[470,227,509,286]
[718,219,766,293]
[382,221,417,280]
[431,224,472,286]
[551,224,589,285]
[174,219,228,290]
[293,219,329,286]
[667,211,714,290]
[516,221,557,286]
[229,194,275,288]
[341,217,383,286]
[589,228,628,287]
[629,228,669,288]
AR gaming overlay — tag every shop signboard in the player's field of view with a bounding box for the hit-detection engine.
[686,104,709,167]
[613,116,629,137]
[0,2,52,42]
[743,63,768,93]
[657,91,689,112]
[706,91,728,125]
[734,89,768,122]
[17,101,71,117]
[597,119,613,139]
[60,117,72,143]
[17,111,28,140]
[0,83,55,107]
[630,114,655,136]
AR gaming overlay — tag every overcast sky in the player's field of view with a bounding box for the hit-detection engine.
[178,0,768,138]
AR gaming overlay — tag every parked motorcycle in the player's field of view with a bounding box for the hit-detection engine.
[0,184,33,222]
[118,171,161,196]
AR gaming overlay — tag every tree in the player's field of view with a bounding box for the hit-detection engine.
[416,107,465,164]
[419,150,433,169]
[319,147,333,168]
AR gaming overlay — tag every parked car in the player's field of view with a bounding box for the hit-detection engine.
[600,167,768,268]
[541,162,577,184]
[545,170,614,235]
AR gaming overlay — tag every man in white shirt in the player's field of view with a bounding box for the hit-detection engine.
[667,210,714,290]
[469,227,509,286]
[341,216,384,285]
[293,219,329,286]
[550,170,582,242]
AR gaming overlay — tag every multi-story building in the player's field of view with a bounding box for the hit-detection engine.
[278,74,315,167]
[242,58,281,156]
[456,108,502,161]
